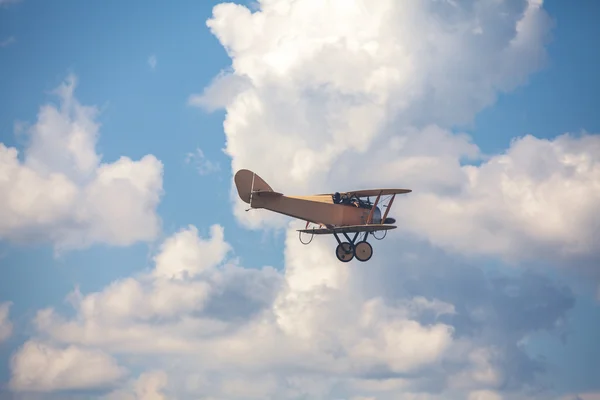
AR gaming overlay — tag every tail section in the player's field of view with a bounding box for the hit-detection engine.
[234,169,280,204]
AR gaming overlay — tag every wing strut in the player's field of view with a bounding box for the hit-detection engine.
[366,190,382,224]
[381,194,395,222]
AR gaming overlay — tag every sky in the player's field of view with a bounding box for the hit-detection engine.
[0,0,599,399]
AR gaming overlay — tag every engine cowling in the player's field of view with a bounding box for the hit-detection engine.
[371,206,382,224]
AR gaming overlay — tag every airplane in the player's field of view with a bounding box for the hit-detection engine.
[234,169,412,263]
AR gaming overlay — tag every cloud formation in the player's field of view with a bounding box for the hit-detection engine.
[180,0,590,397]
[6,0,597,399]
[0,75,164,252]
[193,0,554,231]
[9,341,127,392]
[12,225,574,399]
[0,301,12,342]
[193,0,599,271]
[397,132,600,266]
[103,370,168,400]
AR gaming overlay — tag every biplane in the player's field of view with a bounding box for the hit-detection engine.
[234,169,411,263]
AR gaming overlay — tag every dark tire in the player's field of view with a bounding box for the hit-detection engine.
[336,242,354,262]
[354,241,373,262]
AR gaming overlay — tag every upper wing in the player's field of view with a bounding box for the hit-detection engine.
[314,189,412,198]
[297,224,397,235]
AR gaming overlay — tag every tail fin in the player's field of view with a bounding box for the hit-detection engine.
[234,169,277,204]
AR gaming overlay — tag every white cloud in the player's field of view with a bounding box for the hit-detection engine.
[148,54,157,70]
[16,223,574,399]
[152,224,231,279]
[192,0,600,270]
[171,1,583,396]
[103,370,168,400]
[188,70,252,112]
[0,301,13,342]
[29,225,282,355]
[9,341,127,392]
[184,148,220,176]
[396,132,600,265]
[468,390,503,400]
[191,0,553,232]
[19,225,454,396]
[5,0,590,399]
[0,74,164,251]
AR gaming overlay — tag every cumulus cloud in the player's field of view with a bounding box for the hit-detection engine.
[191,0,600,272]
[6,0,592,399]
[0,301,13,342]
[0,74,164,251]
[9,341,127,392]
[103,370,168,400]
[29,225,281,355]
[167,0,587,397]
[188,70,252,112]
[396,132,600,266]
[191,0,554,230]
[14,224,574,399]
[468,390,503,400]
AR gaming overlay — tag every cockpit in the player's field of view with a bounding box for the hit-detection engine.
[332,192,371,208]
[332,192,387,224]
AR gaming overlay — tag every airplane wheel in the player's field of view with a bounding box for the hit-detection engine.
[354,241,373,262]
[336,242,354,262]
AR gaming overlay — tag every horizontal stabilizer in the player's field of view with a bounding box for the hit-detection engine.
[297,224,397,235]
[252,190,283,197]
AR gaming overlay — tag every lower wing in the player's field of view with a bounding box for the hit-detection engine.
[297,224,397,235]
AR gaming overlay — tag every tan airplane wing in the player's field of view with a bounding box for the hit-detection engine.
[297,224,397,235]
[315,189,412,197]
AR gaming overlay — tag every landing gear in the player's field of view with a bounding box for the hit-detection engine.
[354,241,373,262]
[335,242,354,262]
[333,232,374,262]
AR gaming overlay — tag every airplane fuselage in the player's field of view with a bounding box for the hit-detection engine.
[250,194,370,227]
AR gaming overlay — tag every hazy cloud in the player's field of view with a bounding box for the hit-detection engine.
[148,54,157,70]
[0,0,21,8]
[0,302,13,342]
[184,148,220,176]
[0,36,15,47]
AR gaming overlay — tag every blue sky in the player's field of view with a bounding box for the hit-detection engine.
[470,0,600,152]
[0,0,599,399]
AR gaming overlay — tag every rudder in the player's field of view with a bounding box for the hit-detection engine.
[234,169,274,204]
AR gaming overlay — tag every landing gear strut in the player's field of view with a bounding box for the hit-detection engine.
[333,232,373,262]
